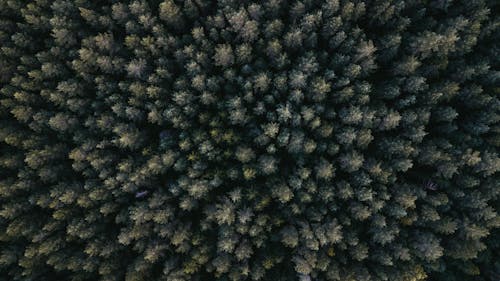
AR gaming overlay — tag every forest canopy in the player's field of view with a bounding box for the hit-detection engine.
[0,0,499,280]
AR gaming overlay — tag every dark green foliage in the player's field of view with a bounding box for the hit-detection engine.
[0,0,499,280]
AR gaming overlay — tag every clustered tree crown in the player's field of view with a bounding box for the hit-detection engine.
[0,0,499,281]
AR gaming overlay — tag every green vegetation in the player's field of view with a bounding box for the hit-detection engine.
[0,0,499,280]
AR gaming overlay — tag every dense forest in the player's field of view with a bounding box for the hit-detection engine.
[0,0,499,280]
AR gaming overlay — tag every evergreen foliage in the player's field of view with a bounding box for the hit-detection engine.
[0,0,499,280]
